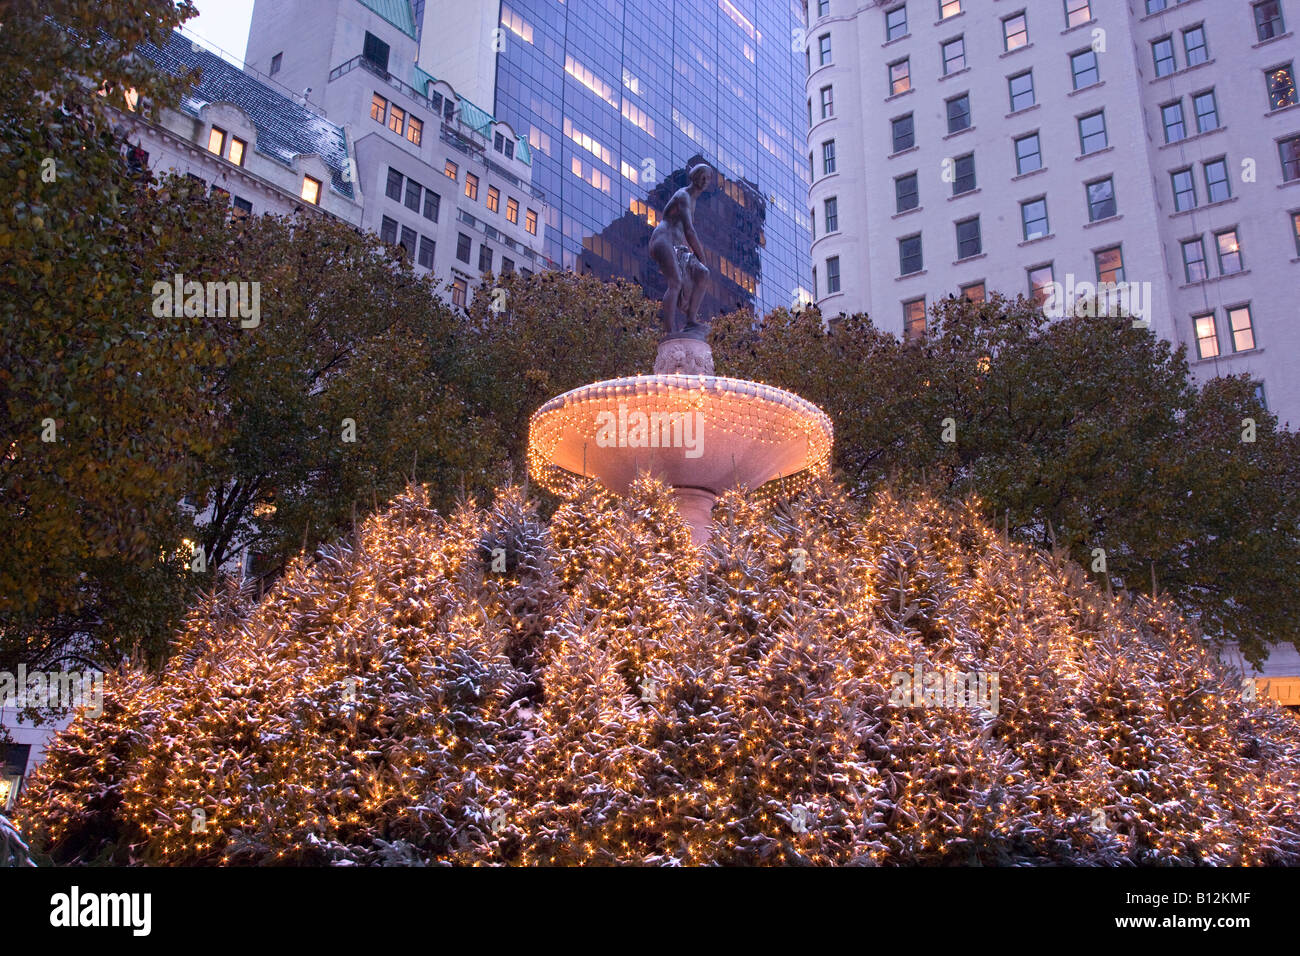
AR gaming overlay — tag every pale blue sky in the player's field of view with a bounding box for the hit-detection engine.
[184,0,256,64]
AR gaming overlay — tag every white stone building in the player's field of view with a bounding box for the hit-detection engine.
[805,0,1299,427]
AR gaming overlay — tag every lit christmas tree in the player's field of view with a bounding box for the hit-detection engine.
[15,479,1300,865]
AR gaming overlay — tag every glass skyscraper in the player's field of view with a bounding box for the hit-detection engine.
[491,0,811,318]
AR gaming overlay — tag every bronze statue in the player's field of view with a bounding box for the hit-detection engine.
[650,162,712,338]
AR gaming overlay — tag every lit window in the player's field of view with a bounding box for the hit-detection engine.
[826,256,841,293]
[1028,263,1054,306]
[1015,132,1042,174]
[207,126,226,156]
[1254,1,1285,42]
[1086,177,1115,221]
[407,116,423,146]
[371,93,387,124]
[1216,229,1243,274]
[452,278,467,308]
[1070,49,1099,89]
[487,186,500,213]
[1192,90,1219,132]
[955,216,981,259]
[962,282,985,304]
[1204,158,1232,200]
[506,197,519,223]
[892,113,914,152]
[1095,246,1124,284]
[1183,26,1208,67]
[1064,0,1090,29]
[947,93,970,133]
[444,160,458,181]
[886,5,907,40]
[942,37,966,75]
[300,175,321,205]
[1182,238,1208,282]
[940,0,961,20]
[1162,101,1186,143]
[952,153,975,195]
[904,298,926,340]
[1171,168,1197,211]
[1267,64,1296,110]
[465,172,479,200]
[1229,306,1256,351]
[896,172,919,212]
[1193,314,1219,358]
[1282,135,1300,181]
[1009,71,1034,111]
[889,58,910,95]
[228,137,246,166]
[388,104,405,136]
[1021,197,1049,239]
[525,208,538,235]
[899,234,923,275]
[1078,111,1107,153]
[1152,37,1176,77]
[1003,13,1028,51]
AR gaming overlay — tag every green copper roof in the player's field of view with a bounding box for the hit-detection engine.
[357,0,417,39]
[410,63,532,166]
[412,63,438,95]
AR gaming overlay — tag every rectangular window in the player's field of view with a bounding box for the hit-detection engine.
[1255,1,1285,42]
[1086,177,1116,221]
[371,93,387,124]
[388,104,405,136]
[952,152,976,195]
[1071,49,1099,89]
[819,33,832,65]
[207,126,226,156]
[1216,229,1243,274]
[487,186,500,213]
[956,216,981,259]
[423,190,440,222]
[827,256,841,293]
[820,85,834,118]
[407,115,423,146]
[1267,64,1297,110]
[1015,132,1042,174]
[823,139,837,174]
[1153,37,1176,77]
[228,137,246,166]
[444,160,458,181]
[947,93,971,133]
[1096,245,1124,284]
[904,297,926,340]
[465,172,479,200]
[363,31,390,72]
[1281,135,1300,181]
[1078,111,1107,153]
[1183,26,1208,67]
[456,233,472,263]
[1182,238,1208,282]
[479,244,494,274]
[942,37,966,75]
[404,178,422,212]
[1009,71,1034,112]
[1194,314,1220,358]
[386,167,403,201]
[892,113,915,152]
[1171,167,1197,211]
[819,0,830,15]
[1064,0,1090,29]
[886,5,908,40]
[1162,101,1186,143]
[232,196,252,220]
[380,215,397,245]
[301,175,321,205]
[506,197,520,223]
[270,52,282,75]
[1193,90,1219,132]
[824,196,839,231]
[961,282,985,304]
[1028,263,1054,306]
[502,258,515,275]
[896,172,919,212]
[399,225,416,260]
[417,236,435,269]
[940,0,961,19]
[526,208,538,235]
[1003,12,1028,51]
[890,58,910,95]
[452,279,467,308]
[1204,158,1232,200]
[1146,0,1168,12]
[1229,305,1256,351]
[1292,211,1300,256]
[1021,197,1049,239]
[899,234,923,275]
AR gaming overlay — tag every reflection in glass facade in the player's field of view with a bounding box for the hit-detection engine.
[493,0,812,318]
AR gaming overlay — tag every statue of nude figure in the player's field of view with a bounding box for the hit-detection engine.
[649,162,712,336]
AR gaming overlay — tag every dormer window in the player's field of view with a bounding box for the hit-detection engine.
[207,126,226,156]
[229,136,246,166]
[301,175,321,205]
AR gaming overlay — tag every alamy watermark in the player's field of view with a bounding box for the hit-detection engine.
[889,662,999,717]
[151,273,261,328]
[0,666,104,718]
[1042,274,1152,329]
[594,403,703,459]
